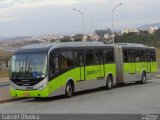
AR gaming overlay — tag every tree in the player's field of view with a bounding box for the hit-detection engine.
[74,34,83,41]
[95,28,112,37]
[115,28,160,48]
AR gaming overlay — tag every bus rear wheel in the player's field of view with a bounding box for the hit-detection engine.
[65,82,74,98]
[106,75,112,90]
[140,72,146,84]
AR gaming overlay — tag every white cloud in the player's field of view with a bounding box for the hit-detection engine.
[0,0,105,9]
[0,0,106,20]
[0,17,17,22]
[0,0,159,36]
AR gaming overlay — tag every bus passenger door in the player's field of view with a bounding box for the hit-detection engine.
[95,50,104,78]
[147,57,151,73]
[128,49,136,74]
[74,51,85,81]
[146,50,156,72]
[150,50,157,72]
[79,51,85,80]
[84,50,97,80]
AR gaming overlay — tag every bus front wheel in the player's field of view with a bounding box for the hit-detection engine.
[106,75,112,90]
[65,81,74,97]
[140,72,146,84]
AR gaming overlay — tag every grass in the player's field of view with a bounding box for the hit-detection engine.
[0,48,12,78]
[0,49,13,57]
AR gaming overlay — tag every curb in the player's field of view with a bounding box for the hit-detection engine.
[0,98,28,104]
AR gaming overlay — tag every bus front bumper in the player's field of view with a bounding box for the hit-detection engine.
[10,87,49,98]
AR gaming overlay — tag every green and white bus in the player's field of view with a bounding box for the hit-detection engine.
[9,42,157,98]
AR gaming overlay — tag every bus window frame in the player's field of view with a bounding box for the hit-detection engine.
[94,49,104,65]
[104,48,115,64]
[150,49,156,62]
[84,49,95,66]
[122,48,135,63]
[122,47,156,63]
[58,49,75,69]
[145,48,156,62]
[135,49,145,62]
[122,48,128,63]
[73,49,84,67]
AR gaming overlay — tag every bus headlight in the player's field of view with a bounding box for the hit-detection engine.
[38,84,47,90]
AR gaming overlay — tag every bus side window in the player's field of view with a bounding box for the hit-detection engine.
[128,50,135,62]
[49,52,59,76]
[95,51,99,65]
[59,56,67,69]
[79,54,84,66]
[135,50,144,62]
[67,51,74,67]
[74,51,84,67]
[59,51,74,69]
[150,50,156,62]
[95,50,103,65]
[145,49,156,62]
[145,50,150,62]
[85,50,94,66]
[99,51,103,64]
[104,49,114,63]
[123,49,128,62]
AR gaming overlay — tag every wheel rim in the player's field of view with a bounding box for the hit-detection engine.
[143,75,146,83]
[108,78,112,88]
[66,85,72,96]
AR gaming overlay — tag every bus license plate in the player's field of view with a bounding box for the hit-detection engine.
[23,92,30,97]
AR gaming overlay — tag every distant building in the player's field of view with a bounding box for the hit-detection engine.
[104,34,109,39]
[148,26,158,34]
[121,28,139,34]
[70,34,75,41]
[31,34,64,42]
[93,34,100,41]
[83,34,100,41]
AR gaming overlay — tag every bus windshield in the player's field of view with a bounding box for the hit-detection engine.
[10,54,47,79]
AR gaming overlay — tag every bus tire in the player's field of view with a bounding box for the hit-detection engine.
[106,75,112,90]
[65,81,74,98]
[140,72,146,84]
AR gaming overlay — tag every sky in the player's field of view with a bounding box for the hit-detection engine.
[0,0,159,37]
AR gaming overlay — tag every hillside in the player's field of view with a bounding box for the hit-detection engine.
[0,48,13,57]
[139,23,160,30]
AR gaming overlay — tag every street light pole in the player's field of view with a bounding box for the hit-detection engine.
[111,3,123,44]
[73,8,85,41]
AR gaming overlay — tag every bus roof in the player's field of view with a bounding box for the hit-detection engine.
[20,42,156,50]
[22,42,107,49]
[115,43,155,49]
[14,42,108,54]
[14,42,155,55]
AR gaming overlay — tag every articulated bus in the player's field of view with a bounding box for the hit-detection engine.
[9,42,157,98]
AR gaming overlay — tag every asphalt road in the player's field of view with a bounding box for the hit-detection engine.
[0,79,160,114]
